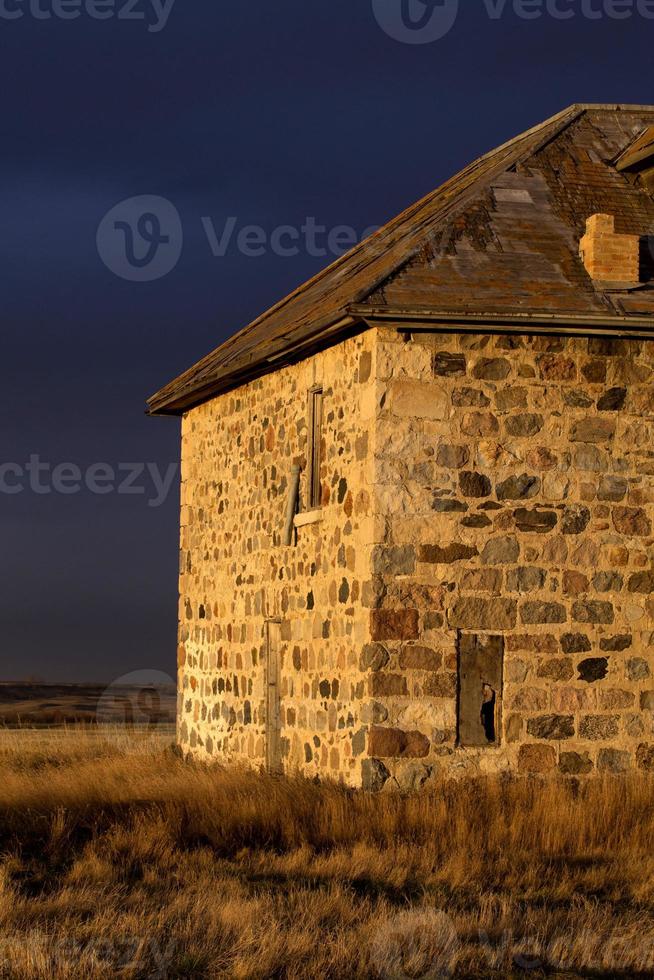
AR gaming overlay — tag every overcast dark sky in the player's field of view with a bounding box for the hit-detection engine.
[1,0,652,682]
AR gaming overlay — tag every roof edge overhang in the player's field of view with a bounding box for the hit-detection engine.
[147,315,362,416]
[149,304,654,416]
[351,306,654,339]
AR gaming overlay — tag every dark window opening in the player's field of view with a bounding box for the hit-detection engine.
[457,633,503,748]
[480,684,497,743]
[307,387,323,510]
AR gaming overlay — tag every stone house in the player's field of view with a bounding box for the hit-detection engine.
[148,104,654,788]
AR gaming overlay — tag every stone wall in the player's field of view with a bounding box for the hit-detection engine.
[177,331,376,784]
[177,324,654,787]
[368,328,654,785]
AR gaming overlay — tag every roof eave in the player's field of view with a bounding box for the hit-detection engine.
[147,315,362,416]
[149,304,654,416]
[351,306,654,338]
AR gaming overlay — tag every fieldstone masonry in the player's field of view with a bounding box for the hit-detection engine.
[178,333,376,783]
[178,326,654,786]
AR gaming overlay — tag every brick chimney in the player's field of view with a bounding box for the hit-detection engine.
[579,213,640,285]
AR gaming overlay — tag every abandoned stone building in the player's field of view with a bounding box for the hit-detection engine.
[148,104,654,789]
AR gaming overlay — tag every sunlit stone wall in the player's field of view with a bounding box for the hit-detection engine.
[368,328,654,787]
[177,331,377,785]
[178,326,654,787]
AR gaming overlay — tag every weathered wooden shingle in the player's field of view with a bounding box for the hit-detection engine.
[148,104,654,415]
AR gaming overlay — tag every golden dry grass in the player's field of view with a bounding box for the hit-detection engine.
[1,730,654,978]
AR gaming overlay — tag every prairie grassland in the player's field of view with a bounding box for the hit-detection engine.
[1,730,654,978]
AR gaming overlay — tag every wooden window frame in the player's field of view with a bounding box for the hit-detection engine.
[307,386,323,510]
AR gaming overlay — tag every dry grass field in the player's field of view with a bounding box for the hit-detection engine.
[1,730,654,978]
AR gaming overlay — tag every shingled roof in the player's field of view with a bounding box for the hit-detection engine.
[148,104,654,416]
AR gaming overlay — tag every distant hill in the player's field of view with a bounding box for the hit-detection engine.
[0,682,176,728]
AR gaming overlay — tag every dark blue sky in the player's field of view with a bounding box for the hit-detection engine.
[1,1,652,682]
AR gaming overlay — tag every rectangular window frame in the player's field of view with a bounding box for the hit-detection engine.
[456,632,504,749]
[307,386,323,510]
